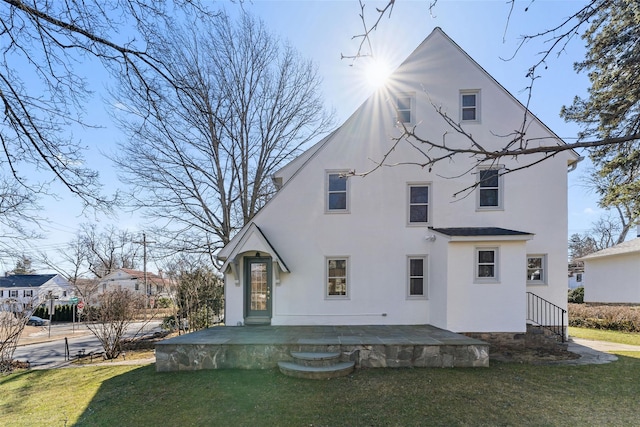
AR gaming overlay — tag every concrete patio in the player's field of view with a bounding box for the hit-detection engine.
[155,324,489,372]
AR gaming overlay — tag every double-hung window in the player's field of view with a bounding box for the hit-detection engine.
[476,247,499,282]
[408,184,430,224]
[9,290,18,298]
[408,256,427,298]
[326,257,348,298]
[326,172,349,212]
[527,255,547,284]
[477,167,502,209]
[460,90,480,122]
[24,290,33,297]
[396,93,415,125]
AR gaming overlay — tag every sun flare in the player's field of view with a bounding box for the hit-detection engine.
[364,57,392,88]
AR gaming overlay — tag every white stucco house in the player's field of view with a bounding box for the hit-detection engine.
[0,274,73,313]
[579,237,640,304]
[98,268,169,300]
[217,28,580,339]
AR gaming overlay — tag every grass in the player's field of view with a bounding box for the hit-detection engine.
[3,327,639,426]
[569,327,640,346]
[2,354,640,426]
[72,349,155,365]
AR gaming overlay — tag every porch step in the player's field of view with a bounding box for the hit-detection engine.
[278,351,355,379]
[290,352,341,367]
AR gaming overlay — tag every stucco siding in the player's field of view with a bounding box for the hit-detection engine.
[219,28,575,331]
[584,254,640,304]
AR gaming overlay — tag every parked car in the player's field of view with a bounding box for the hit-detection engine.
[27,316,48,326]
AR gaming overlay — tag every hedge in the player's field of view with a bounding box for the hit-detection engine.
[568,303,640,333]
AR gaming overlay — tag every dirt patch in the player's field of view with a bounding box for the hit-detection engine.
[491,346,581,364]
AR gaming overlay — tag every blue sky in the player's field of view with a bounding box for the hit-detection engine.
[13,0,602,273]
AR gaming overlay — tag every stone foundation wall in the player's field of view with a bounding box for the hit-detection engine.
[464,325,568,353]
[155,342,489,372]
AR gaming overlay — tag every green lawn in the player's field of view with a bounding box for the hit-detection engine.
[2,352,640,426]
[569,326,640,346]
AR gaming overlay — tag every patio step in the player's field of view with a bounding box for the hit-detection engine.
[278,351,354,379]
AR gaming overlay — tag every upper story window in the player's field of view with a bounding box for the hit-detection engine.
[396,93,415,125]
[326,172,349,212]
[477,167,503,209]
[476,247,499,282]
[408,256,427,298]
[527,255,547,285]
[327,257,348,298]
[9,290,18,298]
[460,90,480,122]
[408,184,430,224]
[24,289,33,297]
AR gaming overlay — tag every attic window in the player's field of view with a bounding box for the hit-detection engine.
[396,93,415,125]
[460,90,480,122]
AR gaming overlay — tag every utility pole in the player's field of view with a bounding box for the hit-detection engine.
[133,233,156,307]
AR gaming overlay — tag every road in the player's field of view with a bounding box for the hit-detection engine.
[14,321,162,369]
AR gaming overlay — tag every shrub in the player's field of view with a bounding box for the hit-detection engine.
[568,287,584,304]
[569,303,640,332]
[157,297,172,308]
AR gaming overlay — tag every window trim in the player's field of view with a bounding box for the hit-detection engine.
[325,256,350,299]
[407,183,431,226]
[395,92,415,125]
[527,254,547,285]
[460,90,480,122]
[325,171,350,213]
[476,166,504,210]
[407,255,428,299]
[475,247,500,283]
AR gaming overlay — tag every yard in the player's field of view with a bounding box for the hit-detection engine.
[1,329,639,426]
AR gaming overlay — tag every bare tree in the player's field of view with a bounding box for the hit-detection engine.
[37,234,89,284]
[111,11,334,262]
[0,0,210,233]
[0,295,34,372]
[583,168,639,245]
[36,224,140,286]
[80,224,140,278]
[83,288,145,360]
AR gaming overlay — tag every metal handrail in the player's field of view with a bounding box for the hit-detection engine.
[526,292,566,342]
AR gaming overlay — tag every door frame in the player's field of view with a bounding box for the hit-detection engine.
[243,256,273,325]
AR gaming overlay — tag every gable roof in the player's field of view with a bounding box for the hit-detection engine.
[222,27,575,258]
[0,274,57,289]
[271,27,580,187]
[218,223,289,273]
[579,238,640,261]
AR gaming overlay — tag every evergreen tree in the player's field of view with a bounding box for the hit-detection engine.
[561,0,640,237]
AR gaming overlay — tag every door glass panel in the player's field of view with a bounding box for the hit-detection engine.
[250,262,268,311]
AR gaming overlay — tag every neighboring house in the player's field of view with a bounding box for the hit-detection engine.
[217,28,580,339]
[579,237,640,304]
[98,268,170,301]
[0,274,73,313]
[568,262,584,290]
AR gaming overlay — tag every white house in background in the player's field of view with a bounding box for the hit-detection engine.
[98,268,169,300]
[579,237,640,304]
[0,274,73,312]
[217,28,580,337]
[568,261,585,289]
